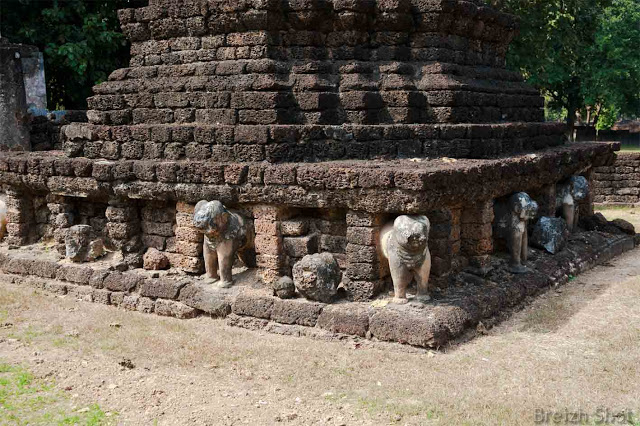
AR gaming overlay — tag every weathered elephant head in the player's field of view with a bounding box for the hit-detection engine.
[193,200,231,239]
[510,192,539,221]
[569,176,589,201]
[393,215,430,252]
[557,175,589,204]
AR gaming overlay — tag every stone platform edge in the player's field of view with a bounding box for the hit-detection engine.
[0,142,619,213]
[0,230,635,349]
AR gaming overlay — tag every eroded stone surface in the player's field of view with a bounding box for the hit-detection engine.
[143,247,169,270]
[317,304,370,338]
[292,253,341,303]
[611,219,636,235]
[64,225,105,263]
[65,225,91,262]
[271,298,324,327]
[531,217,569,254]
[273,276,296,299]
[178,282,232,317]
[155,299,199,319]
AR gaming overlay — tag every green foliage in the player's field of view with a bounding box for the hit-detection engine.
[585,0,640,126]
[493,0,640,131]
[544,94,567,122]
[0,0,144,110]
[595,104,619,131]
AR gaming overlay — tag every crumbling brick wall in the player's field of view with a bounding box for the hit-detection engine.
[30,111,87,151]
[60,0,569,164]
[594,153,640,205]
[281,208,348,272]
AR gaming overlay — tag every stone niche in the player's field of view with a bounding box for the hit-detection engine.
[0,189,106,248]
[280,209,349,273]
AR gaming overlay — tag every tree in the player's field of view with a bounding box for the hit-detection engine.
[492,0,640,136]
[0,0,144,110]
[583,0,640,130]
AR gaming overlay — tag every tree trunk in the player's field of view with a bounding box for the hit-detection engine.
[566,106,577,142]
[565,80,581,142]
[593,103,602,131]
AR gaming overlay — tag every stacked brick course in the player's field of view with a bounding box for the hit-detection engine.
[105,201,141,257]
[428,207,461,280]
[170,202,205,273]
[30,111,87,151]
[47,196,108,254]
[594,153,640,205]
[280,209,347,271]
[58,0,568,164]
[344,211,385,301]
[4,189,36,246]
[141,201,176,250]
[461,200,494,271]
[253,205,290,284]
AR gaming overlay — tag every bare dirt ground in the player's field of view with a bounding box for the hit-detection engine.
[1,207,640,425]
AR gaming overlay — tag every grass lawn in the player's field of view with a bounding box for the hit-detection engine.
[620,146,640,152]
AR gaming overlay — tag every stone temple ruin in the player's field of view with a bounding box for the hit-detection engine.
[0,0,636,348]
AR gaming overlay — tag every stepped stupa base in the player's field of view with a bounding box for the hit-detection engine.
[0,227,634,348]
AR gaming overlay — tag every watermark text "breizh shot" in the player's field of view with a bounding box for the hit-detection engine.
[534,409,637,424]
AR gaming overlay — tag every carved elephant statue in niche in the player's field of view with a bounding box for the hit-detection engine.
[380,215,432,304]
[556,176,589,232]
[193,200,255,288]
[494,192,539,274]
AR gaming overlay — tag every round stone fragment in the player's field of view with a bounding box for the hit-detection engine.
[143,248,170,270]
[570,175,590,201]
[610,218,636,235]
[292,253,341,303]
[531,217,569,254]
[273,276,296,299]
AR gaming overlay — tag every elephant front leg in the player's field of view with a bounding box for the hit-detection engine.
[389,259,413,304]
[563,201,576,232]
[414,252,432,303]
[509,223,527,274]
[521,227,529,265]
[217,241,236,288]
[203,241,219,282]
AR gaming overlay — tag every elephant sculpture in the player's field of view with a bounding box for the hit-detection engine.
[380,215,432,304]
[193,200,255,288]
[494,192,539,274]
[556,176,589,232]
